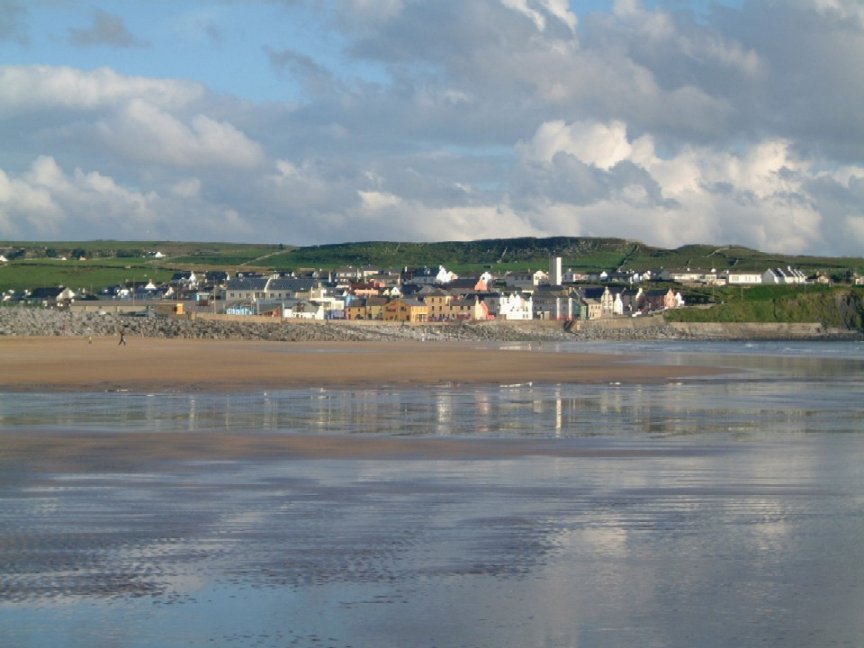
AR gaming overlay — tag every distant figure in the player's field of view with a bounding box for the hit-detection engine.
[118,328,127,346]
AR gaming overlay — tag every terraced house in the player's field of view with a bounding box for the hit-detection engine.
[424,290,453,321]
[344,295,389,320]
[382,298,428,323]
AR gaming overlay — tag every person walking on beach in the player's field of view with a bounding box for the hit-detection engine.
[118,328,127,346]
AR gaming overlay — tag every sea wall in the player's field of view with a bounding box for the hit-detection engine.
[1,306,859,342]
[666,322,829,339]
[574,315,859,340]
[0,307,575,342]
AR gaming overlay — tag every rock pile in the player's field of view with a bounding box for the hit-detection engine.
[8,305,848,342]
[0,306,586,342]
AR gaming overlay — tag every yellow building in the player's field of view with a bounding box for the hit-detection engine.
[345,302,368,320]
[424,290,453,321]
[345,296,389,320]
[382,298,429,323]
[365,296,388,320]
[448,295,490,321]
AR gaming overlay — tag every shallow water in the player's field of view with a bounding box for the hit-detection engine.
[2,341,864,647]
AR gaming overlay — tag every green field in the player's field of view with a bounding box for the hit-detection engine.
[0,259,176,293]
[2,237,863,294]
[666,286,864,330]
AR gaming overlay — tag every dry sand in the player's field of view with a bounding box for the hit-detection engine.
[0,336,715,392]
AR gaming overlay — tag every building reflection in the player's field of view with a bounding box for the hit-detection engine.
[435,390,453,436]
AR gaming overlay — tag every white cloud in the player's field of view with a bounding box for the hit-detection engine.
[0,157,254,241]
[0,66,203,117]
[0,65,263,222]
[512,118,858,254]
[359,190,402,211]
[501,0,578,34]
[94,100,264,168]
[171,178,201,199]
[1,2,864,256]
[354,197,546,242]
[520,120,637,170]
[0,157,70,237]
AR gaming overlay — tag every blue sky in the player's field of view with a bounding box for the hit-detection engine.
[1,0,862,255]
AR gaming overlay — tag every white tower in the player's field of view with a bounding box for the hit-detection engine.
[550,256,563,286]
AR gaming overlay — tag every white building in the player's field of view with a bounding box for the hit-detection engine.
[721,270,763,285]
[435,266,458,284]
[283,300,326,320]
[613,292,625,316]
[495,292,534,320]
[763,267,807,285]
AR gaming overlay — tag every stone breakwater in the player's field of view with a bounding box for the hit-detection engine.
[0,306,580,342]
[1,307,858,342]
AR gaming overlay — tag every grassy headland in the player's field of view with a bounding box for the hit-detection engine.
[664,286,864,330]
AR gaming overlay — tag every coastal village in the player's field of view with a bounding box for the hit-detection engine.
[1,252,828,324]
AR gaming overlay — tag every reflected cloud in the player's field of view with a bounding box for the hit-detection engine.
[3,342,864,646]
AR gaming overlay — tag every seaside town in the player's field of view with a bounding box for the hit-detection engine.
[1,253,833,324]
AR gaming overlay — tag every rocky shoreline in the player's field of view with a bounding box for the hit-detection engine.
[0,306,860,343]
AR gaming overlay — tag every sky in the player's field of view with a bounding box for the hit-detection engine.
[1,0,863,256]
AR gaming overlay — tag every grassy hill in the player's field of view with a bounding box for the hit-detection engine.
[258,237,642,272]
[249,237,864,277]
[1,237,862,293]
[665,286,864,331]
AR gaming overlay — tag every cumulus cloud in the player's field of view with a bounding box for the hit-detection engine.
[0,66,204,116]
[519,120,642,170]
[0,159,65,238]
[0,65,262,183]
[94,100,265,168]
[0,157,255,241]
[2,1,864,255]
[511,118,864,254]
[500,0,578,34]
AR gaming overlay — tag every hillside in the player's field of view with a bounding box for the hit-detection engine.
[2,236,863,293]
[665,287,864,331]
[260,237,643,271]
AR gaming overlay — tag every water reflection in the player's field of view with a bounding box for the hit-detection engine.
[2,342,864,647]
[435,389,453,436]
[3,439,864,647]
[2,366,860,440]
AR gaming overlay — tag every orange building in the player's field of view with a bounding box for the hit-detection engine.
[382,298,429,323]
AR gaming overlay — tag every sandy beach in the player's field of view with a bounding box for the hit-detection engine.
[0,336,716,393]
[0,335,723,469]
[3,341,863,648]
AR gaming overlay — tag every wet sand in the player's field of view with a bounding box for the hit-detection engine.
[0,336,715,393]
[0,430,709,477]
[3,342,863,648]
[0,337,724,470]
